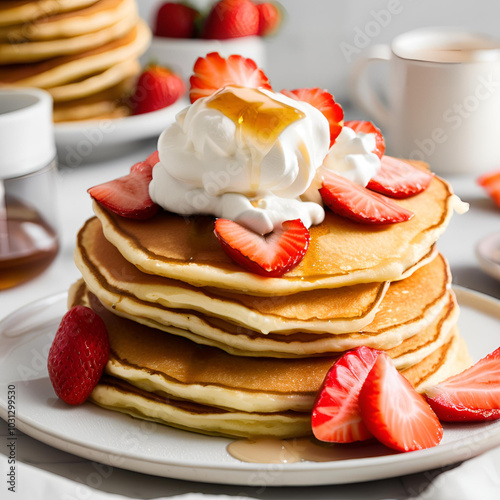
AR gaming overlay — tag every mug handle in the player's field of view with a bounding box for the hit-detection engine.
[349,44,392,129]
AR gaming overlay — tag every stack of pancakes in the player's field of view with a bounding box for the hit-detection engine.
[0,0,150,121]
[70,160,471,439]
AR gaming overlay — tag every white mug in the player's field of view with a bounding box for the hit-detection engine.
[349,27,500,175]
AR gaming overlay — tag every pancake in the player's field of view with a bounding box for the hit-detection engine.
[52,78,133,122]
[0,0,136,41]
[75,218,445,336]
[0,13,138,63]
[47,58,140,101]
[76,217,390,335]
[92,166,467,296]
[0,0,99,27]
[0,19,150,88]
[91,377,312,439]
[70,283,471,438]
[72,250,456,362]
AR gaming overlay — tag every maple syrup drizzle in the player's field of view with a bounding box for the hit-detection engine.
[206,86,305,193]
[227,437,391,464]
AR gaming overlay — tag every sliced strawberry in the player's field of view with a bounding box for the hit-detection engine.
[359,353,443,452]
[312,346,381,443]
[478,169,500,208]
[367,156,433,199]
[319,170,414,224]
[48,306,109,405]
[281,87,343,147]
[424,347,500,422]
[88,152,159,220]
[344,120,385,159]
[202,0,259,40]
[189,52,271,103]
[214,218,309,277]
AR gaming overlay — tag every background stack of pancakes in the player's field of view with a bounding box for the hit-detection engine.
[0,0,150,121]
[70,160,471,439]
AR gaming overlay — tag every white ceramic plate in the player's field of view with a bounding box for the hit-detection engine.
[476,232,500,282]
[1,286,500,486]
[54,98,188,160]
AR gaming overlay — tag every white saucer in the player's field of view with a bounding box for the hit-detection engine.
[476,232,500,281]
[54,98,188,165]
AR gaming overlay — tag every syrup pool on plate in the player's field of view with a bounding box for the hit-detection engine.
[227,437,394,464]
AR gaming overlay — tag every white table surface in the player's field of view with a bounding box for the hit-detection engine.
[2,129,500,499]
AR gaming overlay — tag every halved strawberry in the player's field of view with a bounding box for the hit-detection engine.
[88,151,159,219]
[367,156,433,199]
[424,347,500,422]
[319,170,414,224]
[359,353,443,452]
[312,346,381,443]
[344,120,385,159]
[478,169,500,208]
[189,52,271,103]
[281,87,343,147]
[214,218,309,277]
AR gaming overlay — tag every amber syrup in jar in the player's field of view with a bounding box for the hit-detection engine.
[0,89,59,289]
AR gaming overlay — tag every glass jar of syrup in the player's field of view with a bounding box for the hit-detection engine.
[0,88,59,290]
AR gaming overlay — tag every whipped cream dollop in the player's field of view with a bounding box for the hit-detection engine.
[322,125,381,186]
[303,125,382,205]
[150,86,330,235]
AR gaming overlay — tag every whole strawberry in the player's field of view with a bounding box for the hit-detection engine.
[130,65,186,115]
[154,2,200,38]
[202,0,259,39]
[47,306,110,405]
[256,2,282,36]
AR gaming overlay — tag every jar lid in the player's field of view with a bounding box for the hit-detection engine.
[0,88,56,179]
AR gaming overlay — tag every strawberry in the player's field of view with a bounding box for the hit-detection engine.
[281,87,343,147]
[88,151,160,219]
[344,120,385,159]
[358,353,443,452]
[312,346,381,443]
[202,0,259,40]
[478,169,500,208]
[47,306,110,405]
[319,170,414,224]
[424,347,500,422]
[130,65,186,115]
[214,218,310,277]
[154,2,200,38]
[189,52,271,103]
[367,156,433,199]
[256,2,282,36]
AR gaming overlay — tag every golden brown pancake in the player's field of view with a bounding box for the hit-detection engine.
[0,20,150,88]
[75,217,390,335]
[0,0,136,41]
[69,282,471,438]
[0,0,99,27]
[92,166,467,296]
[48,58,139,102]
[52,78,133,122]
[0,13,138,63]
